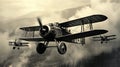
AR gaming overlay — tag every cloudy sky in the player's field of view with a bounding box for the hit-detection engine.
[0,0,120,67]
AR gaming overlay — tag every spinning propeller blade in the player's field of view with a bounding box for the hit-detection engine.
[37,18,43,30]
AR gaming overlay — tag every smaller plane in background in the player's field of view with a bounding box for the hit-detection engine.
[93,35,116,44]
[9,39,29,49]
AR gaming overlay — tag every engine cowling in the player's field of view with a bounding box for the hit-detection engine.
[40,25,51,37]
[36,43,46,54]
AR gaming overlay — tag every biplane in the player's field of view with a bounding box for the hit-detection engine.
[9,14,108,55]
[93,35,116,44]
[9,39,29,49]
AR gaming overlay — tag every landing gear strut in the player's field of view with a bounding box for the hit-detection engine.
[36,41,67,55]
[12,47,20,50]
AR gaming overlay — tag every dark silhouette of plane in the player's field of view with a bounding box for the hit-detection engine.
[9,39,29,49]
[93,35,116,44]
[9,14,108,55]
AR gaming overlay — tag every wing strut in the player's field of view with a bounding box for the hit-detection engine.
[80,19,95,45]
[89,23,93,30]
[24,31,28,37]
[80,21,85,45]
[32,31,35,37]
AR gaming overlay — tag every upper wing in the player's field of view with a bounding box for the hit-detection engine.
[59,14,107,27]
[20,26,40,31]
[56,29,108,41]
[19,37,47,41]
[108,38,116,40]
[106,35,116,37]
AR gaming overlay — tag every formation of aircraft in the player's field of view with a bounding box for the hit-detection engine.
[9,14,110,55]
[93,35,116,44]
[9,39,29,49]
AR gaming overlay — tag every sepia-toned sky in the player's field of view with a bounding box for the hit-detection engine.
[0,0,120,67]
[0,0,89,19]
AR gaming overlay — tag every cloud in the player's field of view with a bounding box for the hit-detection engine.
[0,0,120,67]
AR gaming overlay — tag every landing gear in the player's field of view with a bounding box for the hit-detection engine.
[81,38,85,45]
[17,47,20,50]
[36,41,67,55]
[12,47,20,50]
[13,47,16,49]
[105,41,108,43]
[101,41,103,44]
[36,43,47,54]
[57,42,67,55]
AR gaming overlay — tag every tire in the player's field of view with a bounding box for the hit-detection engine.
[13,47,16,50]
[36,43,46,54]
[57,42,67,55]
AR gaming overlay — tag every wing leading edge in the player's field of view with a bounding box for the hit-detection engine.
[20,26,40,31]
[20,14,107,31]
[56,29,108,41]
[19,29,108,42]
[19,37,46,41]
[59,14,107,27]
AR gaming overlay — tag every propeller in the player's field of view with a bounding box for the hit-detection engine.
[37,18,43,30]
[37,17,50,37]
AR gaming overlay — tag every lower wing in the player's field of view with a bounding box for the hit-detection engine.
[93,39,101,41]
[19,37,46,41]
[19,45,29,47]
[19,29,108,42]
[56,29,108,41]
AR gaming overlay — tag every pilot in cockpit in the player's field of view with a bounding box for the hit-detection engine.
[49,23,54,29]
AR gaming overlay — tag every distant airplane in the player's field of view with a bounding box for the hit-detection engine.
[9,14,108,55]
[9,39,29,49]
[93,35,116,44]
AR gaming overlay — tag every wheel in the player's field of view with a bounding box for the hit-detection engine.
[13,47,16,50]
[57,42,67,55]
[17,47,20,50]
[36,43,46,54]
[101,41,103,44]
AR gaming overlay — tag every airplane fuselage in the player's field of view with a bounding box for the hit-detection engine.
[40,23,71,41]
[101,37,109,41]
[14,42,22,46]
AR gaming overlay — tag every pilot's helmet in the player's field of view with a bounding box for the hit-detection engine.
[54,22,59,26]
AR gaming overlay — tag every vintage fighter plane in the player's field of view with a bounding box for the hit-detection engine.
[93,35,116,44]
[9,39,29,49]
[10,14,108,55]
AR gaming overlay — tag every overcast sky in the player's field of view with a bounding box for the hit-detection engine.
[0,0,120,67]
[0,0,89,20]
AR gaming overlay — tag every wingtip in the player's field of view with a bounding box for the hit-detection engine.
[100,14,108,20]
[98,14,108,20]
